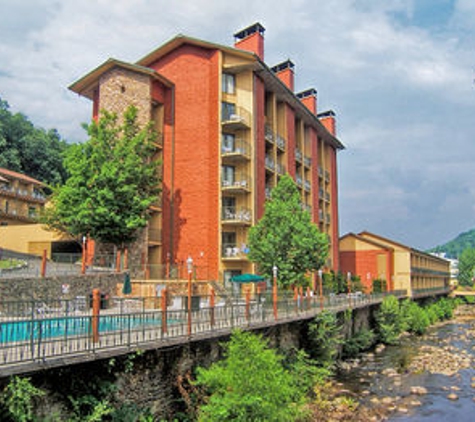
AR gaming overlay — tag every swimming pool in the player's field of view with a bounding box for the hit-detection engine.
[0,314,171,343]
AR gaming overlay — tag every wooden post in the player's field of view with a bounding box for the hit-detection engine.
[161,289,167,335]
[245,287,251,322]
[187,268,192,336]
[210,287,215,327]
[91,288,101,343]
[115,250,121,273]
[41,249,47,278]
[124,248,128,271]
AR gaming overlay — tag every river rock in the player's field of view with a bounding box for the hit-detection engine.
[375,344,386,353]
[381,396,393,405]
[411,386,428,395]
[447,393,459,401]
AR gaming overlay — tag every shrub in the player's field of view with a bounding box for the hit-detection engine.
[375,296,404,345]
[308,311,342,367]
[343,329,376,358]
[1,376,45,422]
[195,330,308,422]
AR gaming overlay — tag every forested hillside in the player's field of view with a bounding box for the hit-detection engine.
[0,97,69,185]
[428,229,475,259]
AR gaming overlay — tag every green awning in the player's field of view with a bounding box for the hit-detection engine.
[230,273,265,283]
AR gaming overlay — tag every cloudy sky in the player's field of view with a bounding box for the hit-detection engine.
[1,0,475,250]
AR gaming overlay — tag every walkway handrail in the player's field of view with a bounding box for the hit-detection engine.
[0,289,413,376]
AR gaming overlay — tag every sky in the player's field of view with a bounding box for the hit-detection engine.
[1,0,475,250]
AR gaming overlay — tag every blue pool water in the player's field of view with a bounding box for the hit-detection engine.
[0,314,170,343]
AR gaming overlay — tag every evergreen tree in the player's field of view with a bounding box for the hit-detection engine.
[248,174,329,288]
[43,106,160,249]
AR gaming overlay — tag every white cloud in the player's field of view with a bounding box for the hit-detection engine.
[1,0,475,248]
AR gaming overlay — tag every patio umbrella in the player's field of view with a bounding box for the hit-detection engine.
[122,272,132,294]
[230,273,265,283]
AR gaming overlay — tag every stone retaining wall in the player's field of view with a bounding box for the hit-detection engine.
[0,273,123,301]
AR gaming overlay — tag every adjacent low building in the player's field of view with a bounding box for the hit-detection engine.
[339,231,450,296]
[0,168,46,226]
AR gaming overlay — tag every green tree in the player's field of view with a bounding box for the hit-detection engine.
[457,248,475,287]
[0,97,69,185]
[43,106,160,249]
[195,330,307,422]
[248,174,329,288]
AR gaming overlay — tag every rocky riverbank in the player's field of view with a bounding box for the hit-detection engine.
[316,306,475,421]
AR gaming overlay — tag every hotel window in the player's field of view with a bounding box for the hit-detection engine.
[222,133,235,153]
[222,165,235,186]
[222,102,236,121]
[28,206,36,218]
[222,73,235,94]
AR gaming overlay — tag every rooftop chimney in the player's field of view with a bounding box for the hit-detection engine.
[317,110,336,136]
[296,88,317,114]
[234,22,265,60]
[271,59,295,91]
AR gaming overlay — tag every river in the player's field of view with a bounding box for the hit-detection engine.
[335,306,475,421]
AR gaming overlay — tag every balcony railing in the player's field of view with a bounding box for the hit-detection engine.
[296,176,303,187]
[222,106,251,129]
[319,209,324,221]
[265,125,274,142]
[221,175,251,192]
[148,228,162,244]
[265,186,272,199]
[0,185,46,203]
[222,243,248,259]
[295,148,303,163]
[276,162,286,175]
[304,180,311,192]
[265,155,275,171]
[304,156,312,168]
[276,134,286,151]
[221,138,250,160]
[222,207,252,224]
[325,170,330,182]
[318,167,324,178]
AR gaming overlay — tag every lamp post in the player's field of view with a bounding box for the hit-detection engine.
[347,271,352,307]
[272,265,278,320]
[81,235,87,275]
[187,256,193,336]
[318,268,324,310]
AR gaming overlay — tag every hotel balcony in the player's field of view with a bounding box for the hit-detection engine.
[0,185,46,204]
[295,148,303,163]
[276,134,286,151]
[152,133,163,149]
[276,162,286,175]
[221,175,251,194]
[222,243,248,260]
[265,155,275,172]
[222,106,251,130]
[221,138,251,162]
[318,167,324,178]
[296,176,303,188]
[304,156,312,168]
[304,179,311,192]
[0,208,37,223]
[148,228,162,245]
[222,206,252,225]
[265,124,274,143]
[265,186,272,199]
[325,170,330,183]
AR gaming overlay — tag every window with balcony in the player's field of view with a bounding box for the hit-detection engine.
[222,102,236,121]
[222,165,235,186]
[28,206,36,218]
[222,73,235,94]
[222,133,235,153]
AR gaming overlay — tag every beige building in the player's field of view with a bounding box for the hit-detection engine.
[0,168,46,226]
[340,231,450,296]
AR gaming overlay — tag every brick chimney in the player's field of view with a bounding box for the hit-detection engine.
[271,59,295,91]
[234,22,265,60]
[317,110,336,136]
[297,88,317,114]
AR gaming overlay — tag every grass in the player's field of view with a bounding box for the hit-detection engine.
[0,258,22,269]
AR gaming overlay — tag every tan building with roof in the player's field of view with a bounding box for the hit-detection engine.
[0,168,46,226]
[339,231,450,296]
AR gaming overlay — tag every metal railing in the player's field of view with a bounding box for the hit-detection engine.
[0,290,411,373]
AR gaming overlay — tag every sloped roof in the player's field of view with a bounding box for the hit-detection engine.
[0,168,44,186]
